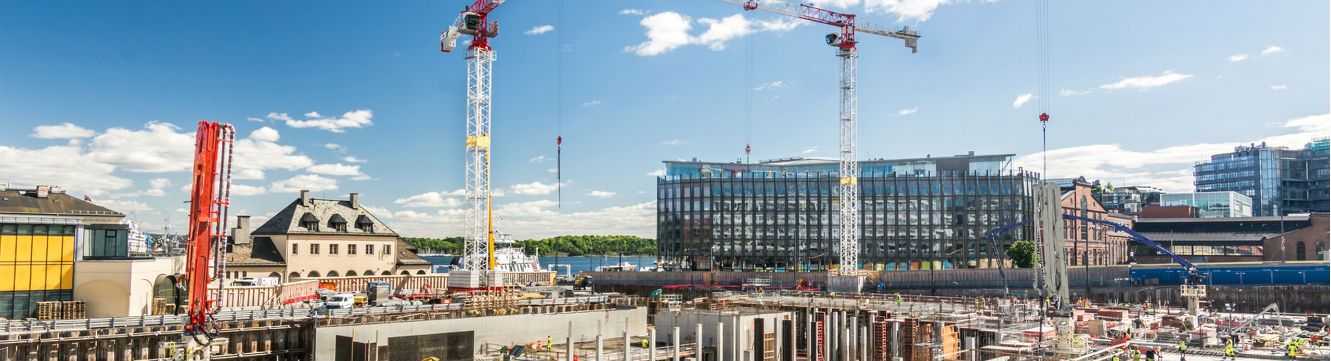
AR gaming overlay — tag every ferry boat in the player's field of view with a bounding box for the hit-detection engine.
[439,232,542,273]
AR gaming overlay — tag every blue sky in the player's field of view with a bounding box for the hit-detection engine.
[1,0,1327,238]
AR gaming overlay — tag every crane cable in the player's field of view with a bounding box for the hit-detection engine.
[555,0,564,209]
[745,32,753,164]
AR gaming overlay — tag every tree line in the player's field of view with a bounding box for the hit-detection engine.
[401,235,656,256]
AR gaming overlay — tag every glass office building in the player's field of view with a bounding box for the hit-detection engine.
[1194,139,1330,216]
[656,153,1040,271]
[1160,191,1253,218]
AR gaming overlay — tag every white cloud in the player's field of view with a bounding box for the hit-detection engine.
[1012,93,1034,109]
[246,117,265,123]
[754,80,786,90]
[306,163,364,177]
[230,184,267,196]
[1059,89,1091,96]
[95,199,154,213]
[342,156,366,163]
[1098,70,1193,91]
[270,174,338,193]
[1260,46,1283,55]
[588,190,616,198]
[547,168,558,173]
[1016,113,1330,192]
[582,100,602,107]
[626,12,802,56]
[1270,85,1288,91]
[865,0,952,22]
[645,169,666,177]
[525,24,554,35]
[271,109,373,133]
[31,123,95,139]
[394,191,463,208]
[510,181,562,195]
[324,143,345,152]
[0,142,133,195]
[661,139,687,146]
[87,121,195,173]
[897,107,918,116]
[231,127,315,180]
[529,155,549,163]
[143,178,171,197]
[619,9,645,15]
[1228,54,1248,62]
[802,146,819,154]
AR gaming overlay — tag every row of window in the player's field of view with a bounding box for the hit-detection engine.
[292,242,390,256]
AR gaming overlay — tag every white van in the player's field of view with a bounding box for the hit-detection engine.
[325,293,355,309]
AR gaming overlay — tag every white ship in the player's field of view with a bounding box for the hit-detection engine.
[440,231,542,273]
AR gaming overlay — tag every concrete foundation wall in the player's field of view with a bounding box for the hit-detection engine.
[654,309,792,361]
[314,307,648,358]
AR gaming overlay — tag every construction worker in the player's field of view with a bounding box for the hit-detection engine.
[1287,341,1297,359]
[895,293,902,306]
[1223,338,1236,360]
[1111,352,1120,361]
[641,338,648,349]
[547,336,553,351]
[1177,339,1186,355]
[1131,348,1142,361]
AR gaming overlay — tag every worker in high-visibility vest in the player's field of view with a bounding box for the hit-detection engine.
[1131,348,1142,361]
[547,336,553,351]
[1287,342,1297,359]
[1177,339,1186,355]
[1223,338,1236,360]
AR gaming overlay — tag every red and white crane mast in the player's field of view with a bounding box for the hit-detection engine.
[724,0,919,278]
[441,0,504,273]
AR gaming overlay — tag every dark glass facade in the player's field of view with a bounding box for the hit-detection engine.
[657,161,1040,271]
[1194,139,1330,216]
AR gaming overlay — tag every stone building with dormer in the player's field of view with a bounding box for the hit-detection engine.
[225,190,431,281]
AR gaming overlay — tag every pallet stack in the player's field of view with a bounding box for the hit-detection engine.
[60,300,85,319]
[36,301,61,320]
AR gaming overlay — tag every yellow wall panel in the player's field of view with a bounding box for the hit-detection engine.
[0,235,14,261]
[30,265,45,291]
[16,234,30,262]
[46,235,62,262]
[61,236,74,261]
[45,265,61,290]
[0,265,12,291]
[14,265,29,291]
[32,235,47,262]
[60,265,73,289]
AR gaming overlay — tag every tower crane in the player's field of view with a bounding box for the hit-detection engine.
[178,121,235,360]
[441,0,503,275]
[721,0,920,279]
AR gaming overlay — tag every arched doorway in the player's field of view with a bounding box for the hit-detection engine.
[416,270,427,275]
[269,272,282,281]
[346,270,358,277]
[1296,241,1307,261]
[289,272,300,280]
[153,274,183,314]
[327,270,340,277]
[307,271,321,278]
[380,270,391,275]
[399,270,410,275]
[364,270,374,277]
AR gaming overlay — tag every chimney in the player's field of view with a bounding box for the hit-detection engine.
[350,193,360,209]
[300,190,310,206]
[232,215,252,245]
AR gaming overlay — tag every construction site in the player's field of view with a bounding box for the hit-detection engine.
[0,0,1328,361]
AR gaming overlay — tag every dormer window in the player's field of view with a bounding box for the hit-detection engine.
[299,213,319,231]
[355,215,374,233]
[329,214,348,232]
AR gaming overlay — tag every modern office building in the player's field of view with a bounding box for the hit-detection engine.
[1094,185,1164,215]
[656,152,1040,272]
[1133,214,1327,264]
[1194,139,1330,216]
[1160,191,1253,218]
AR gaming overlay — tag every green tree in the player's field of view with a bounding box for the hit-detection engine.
[1007,239,1037,268]
[403,235,656,256]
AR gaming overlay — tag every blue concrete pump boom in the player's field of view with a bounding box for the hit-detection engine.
[985,214,1201,293]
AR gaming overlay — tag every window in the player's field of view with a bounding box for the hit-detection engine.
[348,244,357,255]
[1296,241,1307,261]
[329,244,339,255]
[329,214,348,232]
[300,213,319,231]
[291,243,298,255]
[366,244,375,255]
[384,245,392,255]
[310,243,320,255]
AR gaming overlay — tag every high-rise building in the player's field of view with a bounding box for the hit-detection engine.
[656,153,1040,272]
[1160,191,1253,218]
[1094,185,1164,215]
[1193,139,1330,216]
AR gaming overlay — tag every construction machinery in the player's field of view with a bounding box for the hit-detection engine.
[176,121,235,360]
[720,0,920,290]
[441,0,504,289]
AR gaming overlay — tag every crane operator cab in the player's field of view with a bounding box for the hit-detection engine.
[825,33,844,47]
[440,11,500,53]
